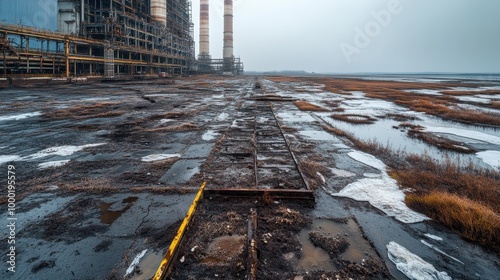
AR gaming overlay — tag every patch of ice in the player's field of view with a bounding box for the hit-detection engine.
[317,172,326,184]
[38,160,71,169]
[141,154,181,162]
[202,130,220,141]
[124,249,148,276]
[330,168,356,177]
[456,96,491,104]
[215,112,229,121]
[0,112,41,122]
[476,151,500,169]
[333,151,429,223]
[348,151,386,171]
[159,119,175,125]
[421,240,464,265]
[24,143,106,160]
[405,89,443,96]
[363,173,382,178]
[387,241,452,280]
[422,126,500,145]
[424,234,443,241]
[299,130,337,141]
[0,155,21,165]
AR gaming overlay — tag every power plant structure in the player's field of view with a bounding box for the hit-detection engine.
[0,0,243,78]
[195,0,243,75]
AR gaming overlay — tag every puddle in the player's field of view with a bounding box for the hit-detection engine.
[100,197,138,225]
[299,131,338,141]
[297,218,381,271]
[182,143,214,159]
[159,159,203,184]
[202,235,245,264]
[313,219,377,262]
[297,228,336,272]
[129,250,163,280]
[330,168,356,177]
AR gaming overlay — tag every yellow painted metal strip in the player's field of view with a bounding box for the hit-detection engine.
[153,181,206,280]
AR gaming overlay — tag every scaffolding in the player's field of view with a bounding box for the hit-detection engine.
[0,0,194,77]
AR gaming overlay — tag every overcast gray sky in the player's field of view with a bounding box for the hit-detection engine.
[194,0,500,73]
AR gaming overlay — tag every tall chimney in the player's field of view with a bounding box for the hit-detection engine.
[199,0,210,55]
[223,0,233,60]
[150,0,167,27]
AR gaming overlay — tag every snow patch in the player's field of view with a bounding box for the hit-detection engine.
[141,154,181,162]
[422,126,500,145]
[348,151,386,171]
[0,155,21,165]
[476,151,500,169]
[405,89,443,96]
[387,241,452,280]
[330,168,356,178]
[317,172,326,184]
[0,112,41,122]
[332,151,428,223]
[424,234,443,241]
[24,143,106,160]
[124,249,148,276]
[216,112,229,121]
[38,160,71,169]
[202,130,220,141]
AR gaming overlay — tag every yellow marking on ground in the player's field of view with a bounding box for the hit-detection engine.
[153,181,206,280]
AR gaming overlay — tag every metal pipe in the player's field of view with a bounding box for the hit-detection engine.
[199,0,209,55]
[223,0,233,59]
[150,0,167,27]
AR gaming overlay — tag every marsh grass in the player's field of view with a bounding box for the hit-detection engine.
[406,192,500,253]
[44,102,125,120]
[299,159,330,190]
[321,122,500,253]
[293,100,329,112]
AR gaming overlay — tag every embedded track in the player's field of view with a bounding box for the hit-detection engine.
[154,93,317,279]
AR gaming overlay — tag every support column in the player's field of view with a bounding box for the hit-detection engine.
[65,39,70,77]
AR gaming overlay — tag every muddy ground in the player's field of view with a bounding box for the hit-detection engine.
[1,76,499,279]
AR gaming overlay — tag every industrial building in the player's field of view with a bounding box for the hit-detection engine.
[0,0,243,78]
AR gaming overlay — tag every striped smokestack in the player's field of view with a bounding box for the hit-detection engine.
[199,0,210,55]
[223,0,233,60]
[150,0,167,27]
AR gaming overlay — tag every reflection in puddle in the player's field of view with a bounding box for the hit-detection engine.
[297,228,336,272]
[99,197,138,225]
[297,219,377,271]
[130,250,163,280]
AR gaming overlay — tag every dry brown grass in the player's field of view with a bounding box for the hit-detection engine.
[320,123,500,253]
[44,102,125,120]
[331,114,377,124]
[491,101,500,109]
[270,76,500,126]
[299,160,330,190]
[148,111,188,120]
[406,192,500,253]
[293,100,329,112]
[58,178,117,193]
